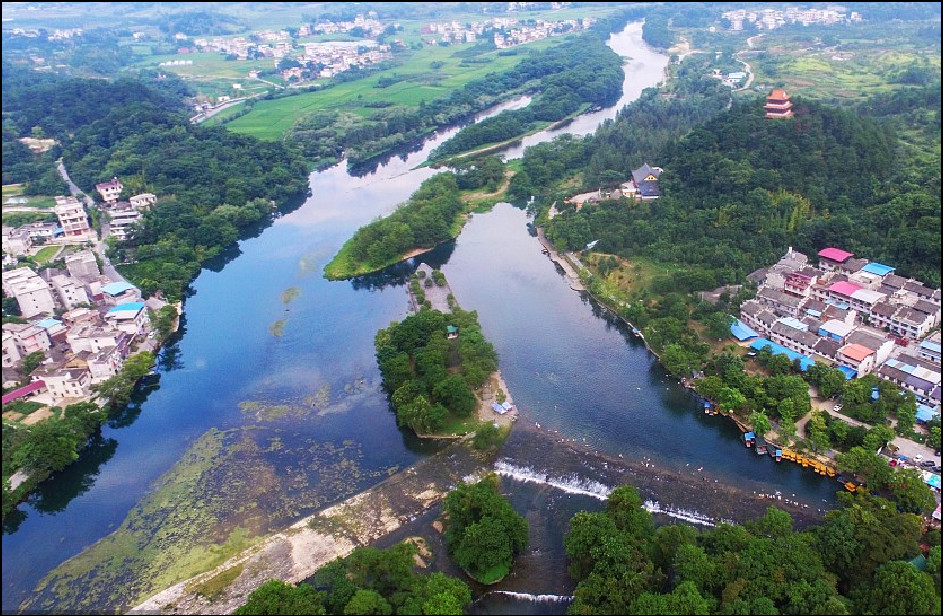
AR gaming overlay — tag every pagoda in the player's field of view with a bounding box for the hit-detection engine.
[764,89,793,118]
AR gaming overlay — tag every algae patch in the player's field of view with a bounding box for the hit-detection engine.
[269,319,286,337]
[280,287,301,304]
[25,425,383,614]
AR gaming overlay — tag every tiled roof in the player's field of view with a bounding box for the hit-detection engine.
[828,281,862,298]
[839,343,874,362]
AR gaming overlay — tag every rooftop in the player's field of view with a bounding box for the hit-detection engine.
[839,343,874,362]
[818,247,854,263]
[860,262,895,277]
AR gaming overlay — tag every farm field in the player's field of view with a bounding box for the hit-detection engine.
[221,38,561,140]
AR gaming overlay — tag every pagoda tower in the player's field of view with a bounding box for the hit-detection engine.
[764,89,793,118]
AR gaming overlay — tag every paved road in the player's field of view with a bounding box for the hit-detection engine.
[56,160,125,283]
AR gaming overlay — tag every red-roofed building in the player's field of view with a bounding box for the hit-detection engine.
[95,177,123,204]
[818,247,855,271]
[837,343,876,376]
[764,89,793,118]
[1,380,46,405]
[828,281,863,300]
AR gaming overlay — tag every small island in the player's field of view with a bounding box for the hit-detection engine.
[375,265,516,441]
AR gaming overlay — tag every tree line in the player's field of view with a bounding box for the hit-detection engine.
[565,485,940,615]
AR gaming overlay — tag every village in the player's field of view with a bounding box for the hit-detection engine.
[421,14,594,49]
[2,176,169,414]
[720,6,864,31]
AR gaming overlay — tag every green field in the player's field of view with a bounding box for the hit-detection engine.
[222,38,561,140]
[739,22,940,102]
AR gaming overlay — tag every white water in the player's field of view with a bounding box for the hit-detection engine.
[493,460,612,500]
[643,499,728,527]
[489,591,574,603]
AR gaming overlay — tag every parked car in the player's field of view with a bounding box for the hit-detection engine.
[920,460,936,468]
[914,454,923,461]
[933,465,942,473]
[833,404,842,411]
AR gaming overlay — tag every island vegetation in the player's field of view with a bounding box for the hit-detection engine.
[374,306,497,436]
[442,476,529,585]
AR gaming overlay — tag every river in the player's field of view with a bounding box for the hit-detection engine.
[1,22,837,613]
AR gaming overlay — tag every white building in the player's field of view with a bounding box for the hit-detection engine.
[2,267,56,318]
[65,249,100,279]
[50,274,91,309]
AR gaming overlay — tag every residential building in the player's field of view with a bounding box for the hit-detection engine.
[836,343,876,376]
[129,193,157,209]
[630,163,662,200]
[50,274,90,310]
[54,196,91,238]
[107,203,142,241]
[817,247,854,272]
[764,89,793,118]
[96,177,123,203]
[32,366,91,401]
[2,226,32,257]
[2,322,51,355]
[65,249,100,278]
[918,333,941,364]
[2,267,55,318]
[105,301,149,336]
[2,330,22,368]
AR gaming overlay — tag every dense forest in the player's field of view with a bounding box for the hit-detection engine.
[374,306,498,435]
[543,94,942,288]
[1,64,310,301]
[565,485,940,615]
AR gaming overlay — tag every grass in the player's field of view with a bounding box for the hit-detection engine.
[224,38,561,140]
[33,245,60,265]
[2,184,25,196]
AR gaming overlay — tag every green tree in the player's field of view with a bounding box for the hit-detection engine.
[749,411,772,439]
[856,561,939,615]
[343,589,392,615]
[234,580,325,615]
[443,476,528,584]
[20,350,46,375]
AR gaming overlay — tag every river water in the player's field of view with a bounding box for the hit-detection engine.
[1,22,837,613]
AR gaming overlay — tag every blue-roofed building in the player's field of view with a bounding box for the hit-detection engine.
[837,366,857,380]
[861,262,896,277]
[730,319,759,341]
[749,338,816,371]
[102,281,138,297]
[108,301,145,313]
[919,337,942,363]
[106,301,149,337]
[916,404,941,424]
[35,317,62,329]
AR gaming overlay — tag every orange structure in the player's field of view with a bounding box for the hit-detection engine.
[764,89,793,118]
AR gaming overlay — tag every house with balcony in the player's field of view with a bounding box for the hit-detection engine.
[96,177,124,203]
[2,267,55,318]
[817,247,854,272]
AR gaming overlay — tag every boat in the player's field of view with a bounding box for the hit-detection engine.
[703,401,712,415]
[767,444,782,461]
[632,327,642,337]
[743,431,755,447]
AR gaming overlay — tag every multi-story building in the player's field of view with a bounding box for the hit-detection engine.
[2,267,55,318]
[54,196,91,238]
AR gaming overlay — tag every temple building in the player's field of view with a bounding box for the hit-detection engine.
[764,89,794,118]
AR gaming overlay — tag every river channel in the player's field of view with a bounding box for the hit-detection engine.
[1,22,837,613]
